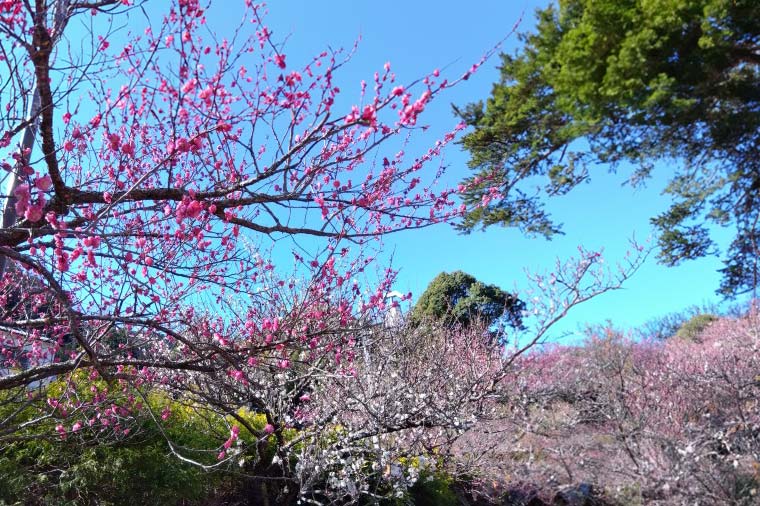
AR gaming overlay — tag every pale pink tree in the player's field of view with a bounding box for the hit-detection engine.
[477,310,760,505]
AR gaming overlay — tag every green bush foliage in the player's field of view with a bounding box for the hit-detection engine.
[675,313,718,342]
[0,381,274,506]
[0,425,211,505]
[0,437,209,506]
[411,271,524,331]
[406,472,458,506]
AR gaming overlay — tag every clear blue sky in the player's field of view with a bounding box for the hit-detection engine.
[261,0,738,340]
[22,1,736,342]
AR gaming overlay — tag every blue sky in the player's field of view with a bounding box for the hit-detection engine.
[4,1,735,341]
[262,0,737,340]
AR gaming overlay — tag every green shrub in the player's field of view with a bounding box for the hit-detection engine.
[0,429,211,505]
[0,385,273,505]
[407,472,458,506]
[675,314,718,342]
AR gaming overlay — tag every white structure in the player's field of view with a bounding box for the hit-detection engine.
[383,291,404,328]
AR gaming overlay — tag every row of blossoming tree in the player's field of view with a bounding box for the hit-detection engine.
[457,311,759,505]
[0,0,648,503]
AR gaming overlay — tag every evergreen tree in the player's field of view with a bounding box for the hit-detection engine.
[458,0,760,297]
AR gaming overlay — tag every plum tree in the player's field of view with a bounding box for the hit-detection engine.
[0,1,647,502]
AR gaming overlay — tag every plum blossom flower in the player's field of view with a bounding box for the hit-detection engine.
[35,175,53,191]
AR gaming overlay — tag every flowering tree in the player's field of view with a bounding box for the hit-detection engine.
[0,0,652,503]
[469,311,760,505]
[171,246,645,503]
[0,0,467,407]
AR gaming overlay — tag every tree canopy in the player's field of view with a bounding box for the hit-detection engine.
[457,0,760,297]
[411,271,525,331]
